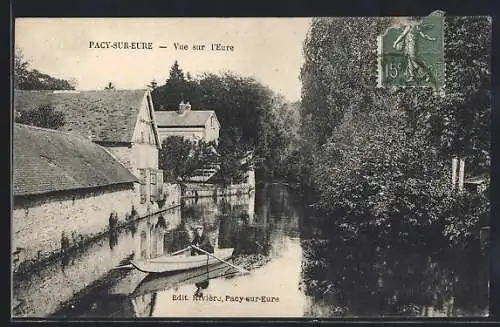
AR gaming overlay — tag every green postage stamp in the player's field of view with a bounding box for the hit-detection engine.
[378,11,445,90]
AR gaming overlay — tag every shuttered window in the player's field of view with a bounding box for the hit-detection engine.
[138,168,148,204]
[150,168,157,202]
[149,169,164,201]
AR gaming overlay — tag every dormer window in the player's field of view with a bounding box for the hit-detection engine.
[211,116,215,129]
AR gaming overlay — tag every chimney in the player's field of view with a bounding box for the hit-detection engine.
[178,100,186,114]
[185,101,191,111]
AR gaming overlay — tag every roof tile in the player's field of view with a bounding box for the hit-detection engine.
[14,90,148,143]
[14,123,139,196]
[155,110,215,127]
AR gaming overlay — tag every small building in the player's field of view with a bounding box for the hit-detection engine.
[12,123,140,270]
[14,89,165,211]
[154,101,220,144]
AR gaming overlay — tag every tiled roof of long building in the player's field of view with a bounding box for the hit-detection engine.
[13,123,139,196]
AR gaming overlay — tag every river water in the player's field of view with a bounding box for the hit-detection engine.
[12,182,489,318]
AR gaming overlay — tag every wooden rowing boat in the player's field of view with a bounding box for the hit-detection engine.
[130,261,239,298]
[129,248,234,274]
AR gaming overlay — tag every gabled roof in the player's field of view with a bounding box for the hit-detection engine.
[155,110,217,127]
[13,123,139,196]
[14,89,154,143]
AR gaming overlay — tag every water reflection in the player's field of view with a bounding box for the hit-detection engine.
[12,183,489,318]
[299,213,489,317]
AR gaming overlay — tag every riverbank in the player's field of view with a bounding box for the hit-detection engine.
[183,182,254,199]
[13,202,182,281]
[11,183,489,318]
[12,203,183,317]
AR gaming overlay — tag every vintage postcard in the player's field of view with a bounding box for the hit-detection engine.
[12,16,491,319]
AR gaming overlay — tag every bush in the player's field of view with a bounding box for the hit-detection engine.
[15,104,65,129]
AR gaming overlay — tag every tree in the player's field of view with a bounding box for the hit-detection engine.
[300,17,390,146]
[215,135,248,185]
[296,16,490,241]
[159,136,218,182]
[256,96,301,178]
[104,82,115,90]
[159,136,195,182]
[198,72,276,152]
[14,47,76,90]
[152,65,299,181]
[15,104,65,129]
[169,60,185,81]
[152,61,201,110]
[14,47,30,89]
[397,16,491,175]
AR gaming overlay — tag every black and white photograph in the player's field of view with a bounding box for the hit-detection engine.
[11,15,491,319]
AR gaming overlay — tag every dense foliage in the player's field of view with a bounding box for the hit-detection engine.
[14,48,76,90]
[285,16,491,245]
[299,213,489,317]
[159,136,217,183]
[151,62,298,178]
[15,104,66,130]
[14,48,72,130]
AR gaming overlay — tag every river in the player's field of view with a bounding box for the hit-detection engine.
[12,182,489,318]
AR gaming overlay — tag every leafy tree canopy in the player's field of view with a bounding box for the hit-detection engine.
[14,48,77,91]
[288,15,491,243]
[152,62,299,179]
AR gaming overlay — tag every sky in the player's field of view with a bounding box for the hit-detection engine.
[15,18,312,102]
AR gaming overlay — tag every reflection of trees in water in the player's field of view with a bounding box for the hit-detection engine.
[269,184,296,218]
[444,241,489,316]
[133,293,157,317]
[163,220,191,254]
[74,293,156,318]
[254,184,271,222]
[125,219,139,237]
[109,229,119,251]
[182,198,220,232]
[300,219,489,317]
[181,204,205,221]
[216,183,301,257]
[178,184,299,268]
[217,214,271,256]
[218,197,251,216]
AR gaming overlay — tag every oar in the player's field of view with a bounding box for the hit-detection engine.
[112,264,134,269]
[191,245,249,274]
[170,245,192,256]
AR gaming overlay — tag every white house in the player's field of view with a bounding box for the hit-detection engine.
[154,101,220,144]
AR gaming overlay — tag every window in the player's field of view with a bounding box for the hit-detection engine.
[140,131,145,143]
[138,168,148,204]
[211,116,215,129]
[150,168,157,202]
[148,169,164,202]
